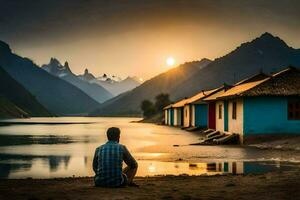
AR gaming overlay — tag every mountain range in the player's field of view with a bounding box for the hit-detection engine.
[0,66,51,118]
[90,58,212,116]
[78,69,142,96]
[90,33,300,116]
[0,41,101,115]
[42,58,113,103]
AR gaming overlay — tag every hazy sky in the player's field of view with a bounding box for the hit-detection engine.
[1,0,300,79]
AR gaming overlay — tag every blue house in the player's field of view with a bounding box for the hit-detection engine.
[163,89,220,128]
[163,104,174,126]
[212,67,300,143]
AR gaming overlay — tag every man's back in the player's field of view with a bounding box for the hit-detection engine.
[93,140,137,187]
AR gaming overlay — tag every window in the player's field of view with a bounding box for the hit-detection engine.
[232,101,237,120]
[218,104,222,119]
[288,100,300,120]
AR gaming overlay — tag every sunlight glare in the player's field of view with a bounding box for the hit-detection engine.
[166,57,175,66]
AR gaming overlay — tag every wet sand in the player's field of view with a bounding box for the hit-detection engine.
[0,170,299,200]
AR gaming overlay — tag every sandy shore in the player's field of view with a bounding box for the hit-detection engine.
[0,170,299,200]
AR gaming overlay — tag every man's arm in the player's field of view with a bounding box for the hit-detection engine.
[123,145,138,169]
[92,148,99,173]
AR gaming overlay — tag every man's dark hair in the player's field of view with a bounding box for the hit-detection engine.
[107,127,121,141]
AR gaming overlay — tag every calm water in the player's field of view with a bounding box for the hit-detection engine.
[0,117,299,179]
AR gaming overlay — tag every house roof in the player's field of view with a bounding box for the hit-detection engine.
[217,67,300,99]
[234,72,269,86]
[163,104,173,110]
[185,88,220,104]
[170,88,222,108]
[201,84,233,101]
[172,98,190,108]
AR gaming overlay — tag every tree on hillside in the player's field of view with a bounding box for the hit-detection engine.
[154,93,171,112]
[141,100,156,118]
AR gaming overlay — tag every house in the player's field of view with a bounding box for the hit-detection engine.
[183,88,221,128]
[206,67,300,143]
[164,88,220,128]
[170,98,189,126]
[202,84,233,130]
[163,104,173,125]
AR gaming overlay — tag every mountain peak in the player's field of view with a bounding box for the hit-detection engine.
[64,61,70,69]
[260,32,275,38]
[0,40,12,54]
[49,57,61,66]
[251,32,288,48]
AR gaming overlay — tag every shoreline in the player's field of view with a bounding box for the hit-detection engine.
[1,171,299,200]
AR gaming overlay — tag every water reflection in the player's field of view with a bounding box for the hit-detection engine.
[137,160,298,176]
[0,153,298,178]
[0,154,71,178]
[0,117,299,179]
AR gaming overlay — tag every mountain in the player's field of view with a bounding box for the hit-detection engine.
[0,96,28,118]
[90,32,300,116]
[0,41,101,115]
[78,69,142,96]
[172,32,300,98]
[42,59,113,103]
[90,58,212,116]
[0,66,51,118]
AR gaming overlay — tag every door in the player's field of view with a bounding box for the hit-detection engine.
[224,100,229,131]
[208,102,216,129]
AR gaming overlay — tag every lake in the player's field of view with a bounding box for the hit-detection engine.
[0,117,299,179]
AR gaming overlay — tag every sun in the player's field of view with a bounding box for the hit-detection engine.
[166,57,175,66]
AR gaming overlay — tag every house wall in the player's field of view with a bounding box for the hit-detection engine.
[194,104,208,127]
[215,100,224,132]
[173,108,178,126]
[168,109,171,125]
[173,108,183,126]
[243,96,300,135]
[164,110,168,125]
[191,105,195,127]
[228,98,244,137]
[183,105,191,127]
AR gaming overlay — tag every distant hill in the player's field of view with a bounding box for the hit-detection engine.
[90,58,212,116]
[0,41,101,115]
[78,69,142,96]
[90,32,300,116]
[0,66,51,118]
[42,58,113,103]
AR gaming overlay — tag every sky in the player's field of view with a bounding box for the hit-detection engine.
[1,0,300,80]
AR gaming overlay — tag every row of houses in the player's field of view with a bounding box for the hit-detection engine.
[163,67,300,143]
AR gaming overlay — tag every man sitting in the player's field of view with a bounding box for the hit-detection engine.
[93,127,138,187]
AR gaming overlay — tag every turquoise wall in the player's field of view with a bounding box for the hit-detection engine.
[194,104,208,127]
[170,109,174,126]
[224,101,229,131]
[243,96,300,135]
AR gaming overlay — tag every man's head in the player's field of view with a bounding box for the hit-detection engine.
[106,127,121,142]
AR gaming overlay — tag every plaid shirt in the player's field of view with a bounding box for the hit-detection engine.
[93,141,137,187]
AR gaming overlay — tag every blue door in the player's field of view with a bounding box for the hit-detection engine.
[170,109,174,126]
[224,101,229,131]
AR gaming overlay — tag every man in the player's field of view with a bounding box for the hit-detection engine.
[93,127,138,187]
